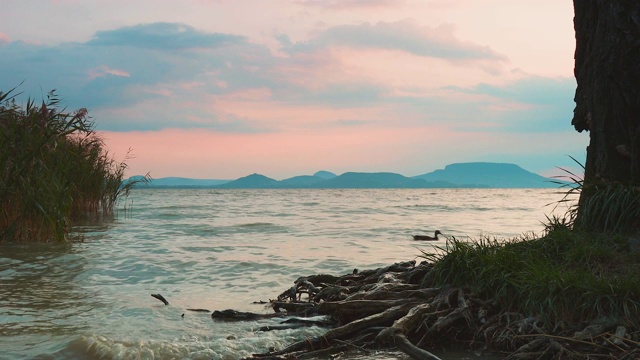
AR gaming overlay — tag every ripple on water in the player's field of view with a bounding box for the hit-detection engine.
[0,188,570,359]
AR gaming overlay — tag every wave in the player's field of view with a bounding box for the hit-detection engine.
[47,325,326,360]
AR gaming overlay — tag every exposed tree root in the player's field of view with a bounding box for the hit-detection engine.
[393,333,442,360]
[201,260,640,360]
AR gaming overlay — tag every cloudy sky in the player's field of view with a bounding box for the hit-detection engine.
[1,0,585,180]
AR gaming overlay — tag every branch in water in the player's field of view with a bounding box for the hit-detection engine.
[151,293,169,305]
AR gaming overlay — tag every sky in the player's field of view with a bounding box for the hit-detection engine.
[0,0,586,180]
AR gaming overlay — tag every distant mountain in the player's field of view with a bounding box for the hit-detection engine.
[413,162,556,188]
[216,173,278,189]
[280,175,326,187]
[319,172,457,188]
[130,162,560,189]
[314,170,337,179]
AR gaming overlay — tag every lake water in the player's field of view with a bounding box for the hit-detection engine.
[0,188,573,359]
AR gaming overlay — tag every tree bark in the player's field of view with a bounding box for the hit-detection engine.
[573,0,640,229]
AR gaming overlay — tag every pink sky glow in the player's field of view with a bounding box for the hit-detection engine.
[1,0,586,180]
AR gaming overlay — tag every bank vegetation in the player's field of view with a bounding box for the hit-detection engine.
[238,212,640,359]
[0,88,147,242]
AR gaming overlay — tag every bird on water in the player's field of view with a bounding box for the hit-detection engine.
[413,230,442,241]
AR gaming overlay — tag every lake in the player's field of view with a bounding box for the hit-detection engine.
[0,188,573,359]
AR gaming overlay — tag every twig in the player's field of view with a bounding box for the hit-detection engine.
[151,293,169,305]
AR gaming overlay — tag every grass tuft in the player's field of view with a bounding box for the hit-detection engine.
[418,228,640,329]
[575,183,640,233]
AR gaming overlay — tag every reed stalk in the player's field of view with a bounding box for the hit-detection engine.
[0,88,148,242]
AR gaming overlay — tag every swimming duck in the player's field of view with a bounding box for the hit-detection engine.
[412,230,442,241]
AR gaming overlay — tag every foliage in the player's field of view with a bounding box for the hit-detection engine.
[0,87,149,242]
[418,229,640,329]
[546,155,640,233]
[545,155,585,229]
[575,182,640,233]
[550,155,640,234]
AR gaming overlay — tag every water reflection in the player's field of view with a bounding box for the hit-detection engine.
[0,242,101,341]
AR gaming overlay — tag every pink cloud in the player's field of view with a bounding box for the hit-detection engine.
[0,32,10,44]
[87,65,131,80]
[207,92,386,131]
[298,0,406,10]
[178,81,205,91]
[270,50,346,90]
[223,87,272,101]
[331,47,500,89]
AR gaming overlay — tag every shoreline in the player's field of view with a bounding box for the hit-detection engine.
[228,249,638,360]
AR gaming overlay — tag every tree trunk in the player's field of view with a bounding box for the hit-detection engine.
[572,0,640,230]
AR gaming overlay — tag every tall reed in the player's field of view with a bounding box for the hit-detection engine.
[0,88,147,242]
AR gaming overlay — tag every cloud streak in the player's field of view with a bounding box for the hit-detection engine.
[87,22,245,49]
[87,65,131,80]
[0,0,584,178]
[0,20,574,136]
[288,20,506,62]
[297,0,406,10]
[0,22,574,137]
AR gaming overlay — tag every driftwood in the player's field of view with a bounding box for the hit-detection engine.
[212,309,283,321]
[151,293,169,305]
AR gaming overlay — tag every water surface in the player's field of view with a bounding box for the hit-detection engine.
[0,188,572,359]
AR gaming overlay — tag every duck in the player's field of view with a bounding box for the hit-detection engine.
[412,230,442,241]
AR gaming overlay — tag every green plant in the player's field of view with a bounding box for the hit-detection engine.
[575,182,640,233]
[548,155,640,234]
[417,229,640,328]
[545,155,585,230]
[542,213,573,234]
[0,87,149,242]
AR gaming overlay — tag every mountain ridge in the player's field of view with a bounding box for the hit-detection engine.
[132,162,561,189]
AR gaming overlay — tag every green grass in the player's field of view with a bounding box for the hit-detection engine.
[419,227,640,328]
[548,155,640,233]
[0,87,149,242]
[575,183,640,233]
